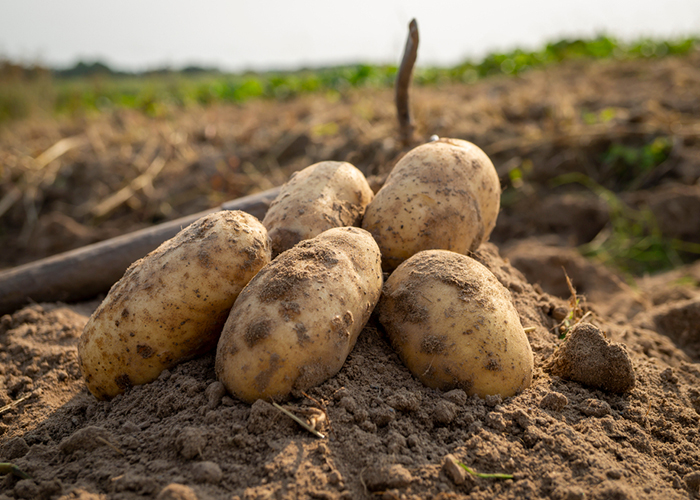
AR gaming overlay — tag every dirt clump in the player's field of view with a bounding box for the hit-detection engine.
[545,322,636,393]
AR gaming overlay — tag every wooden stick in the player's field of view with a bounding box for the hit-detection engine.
[0,187,280,316]
[396,19,419,146]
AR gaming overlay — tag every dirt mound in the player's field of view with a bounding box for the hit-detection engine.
[0,243,699,499]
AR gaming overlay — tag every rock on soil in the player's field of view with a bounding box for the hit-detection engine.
[545,322,636,393]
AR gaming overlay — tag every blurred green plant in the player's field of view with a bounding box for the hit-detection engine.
[0,35,698,123]
[553,172,700,275]
[602,136,673,186]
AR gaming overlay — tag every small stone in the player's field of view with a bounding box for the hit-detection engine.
[606,469,623,480]
[540,392,568,412]
[442,454,467,485]
[552,306,569,321]
[192,461,222,484]
[156,483,199,500]
[205,381,226,409]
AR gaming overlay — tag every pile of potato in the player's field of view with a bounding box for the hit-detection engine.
[79,138,534,403]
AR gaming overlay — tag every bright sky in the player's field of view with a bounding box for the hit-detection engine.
[1,0,699,71]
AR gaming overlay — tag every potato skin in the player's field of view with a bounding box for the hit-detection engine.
[362,138,500,271]
[79,210,271,400]
[262,161,374,256]
[378,250,533,398]
[215,227,383,404]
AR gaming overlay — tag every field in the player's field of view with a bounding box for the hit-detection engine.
[1,38,700,499]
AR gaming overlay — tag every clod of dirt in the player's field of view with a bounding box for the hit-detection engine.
[433,400,458,425]
[175,427,207,460]
[545,322,635,393]
[684,471,700,492]
[539,391,568,412]
[156,483,199,500]
[58,426,112,454]
[363,464,413,492]
[0,436,29,460]
[650,297,700,361]
[578,398,612,417]
[191,461,223,484]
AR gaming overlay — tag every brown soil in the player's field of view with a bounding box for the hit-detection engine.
[2,52,700,499]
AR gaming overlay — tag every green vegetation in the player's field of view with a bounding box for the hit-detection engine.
[554,172,700,275]
[601,136,673,188]
[1,35,697,122]
[456,460,514,480]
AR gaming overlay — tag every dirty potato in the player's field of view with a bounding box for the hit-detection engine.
[79,210,271,400]
[362,138,500,271]
[262,161,374,256]
[215,227,383,403]
[378,250,533,398]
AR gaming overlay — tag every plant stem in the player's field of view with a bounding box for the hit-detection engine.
[457,461,514,480]
[396,19,418,146]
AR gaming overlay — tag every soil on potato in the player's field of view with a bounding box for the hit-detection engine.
[2,52,700,499]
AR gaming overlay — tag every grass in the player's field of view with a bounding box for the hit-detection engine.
[456,460,514,480]
[1,35,697,122]
[552,172,700,276]
[601,136,673,189]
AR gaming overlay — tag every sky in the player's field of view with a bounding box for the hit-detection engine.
[1,0,699,72]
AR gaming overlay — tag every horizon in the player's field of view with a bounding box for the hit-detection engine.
[1,1,700,74]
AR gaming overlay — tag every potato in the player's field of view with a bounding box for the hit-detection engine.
[262,161,374,256]
[79,210,271,400]
[362,138,500,271]
[377,250,533,398]
[215,226,383,403]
